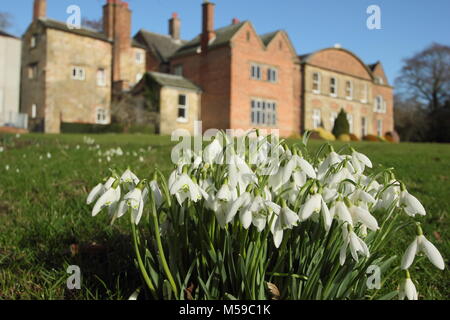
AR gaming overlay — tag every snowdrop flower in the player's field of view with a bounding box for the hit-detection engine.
[47,152,52,159]
[269,201,299,248]
[87,177,116,205]
[348,202,379,231]
[0,146,4,153]
[92,181,121,217]
[299,193,332,232]
[212,182,239,227]
[318,151,343,180]
[228,154,257,192]
[169,173,206,206]
[117,186,145,225]
[5,165,9,171]
[399,186,426,216]
[350,149,372,173]
[139,156,144,163]
[398,271,418,300]
[329,200,353,225]
[149,180,163,207]
[282,154,316,184]
[121,169,140,185]
[401,226,444,270]
[340,224,370,265]
[203,137,223,164]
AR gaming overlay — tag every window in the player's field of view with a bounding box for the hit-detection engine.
[251,64,262,80]
[361,83,368,103]
[267,68,278,83]
[345,81,353,100]
[30,35,37,49]
[375,76,384,85]
[177,94,188,122]
[31,104,37,119]
[329,111,337,130]
[97,68,106,87]
[136,73,143,83]
[312,109,321,129]
[173,64,183,76]
[330,77,337,97]
[28,64,38,79]
[361,117,368,137]
[377,119,383,137]
[347,114,353,133]
[251,99,277,126]
[135,51,144,64]
[96,107,108,124]
[72,67,85,81]
[312,72,321,94]
[374,95,386,113]
[0,89,4,115]
[246,31,251,42]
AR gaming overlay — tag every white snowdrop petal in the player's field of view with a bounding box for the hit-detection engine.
[420,236,445,270]
[401,238,419,270]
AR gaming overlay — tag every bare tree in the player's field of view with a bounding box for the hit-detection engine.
[0,12,12,31]
[395,43,450,142]
[396,43,450,112]
[82,17,103,32]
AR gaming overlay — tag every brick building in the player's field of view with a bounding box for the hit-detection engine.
[20,0,393,137]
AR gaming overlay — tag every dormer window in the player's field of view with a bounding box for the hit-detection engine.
[135,51,144,64]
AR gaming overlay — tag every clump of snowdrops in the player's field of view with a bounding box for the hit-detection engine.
[87,131,444,300]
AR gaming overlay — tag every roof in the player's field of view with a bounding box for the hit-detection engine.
[38,18,111,42]
[260,31,279,46]
[134,30,187,62]
[367,62,380,72]
[0,30,19,39]
[148,72,201,91]
[173,21,247,57]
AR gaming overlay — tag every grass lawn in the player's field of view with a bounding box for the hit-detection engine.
[0,133,448,300]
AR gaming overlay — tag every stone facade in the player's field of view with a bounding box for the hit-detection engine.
[0,32,22,127]
[301,48,394,138]
[160,87,201,135]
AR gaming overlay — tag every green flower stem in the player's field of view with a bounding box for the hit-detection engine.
[131,217,158,299]
[150,191,178,298]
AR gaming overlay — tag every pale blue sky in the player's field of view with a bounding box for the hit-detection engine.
[2,0,450,87]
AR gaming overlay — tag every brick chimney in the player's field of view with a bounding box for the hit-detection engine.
[201,1,216,54]
[232,18,240,25]
[33,0,46,21]
[103,0,132,82]
[169,13,181,40]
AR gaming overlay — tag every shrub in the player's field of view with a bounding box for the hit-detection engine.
[313,127,336,141]
[385,131,400,143]
[363,134,380,142]
[332,109,350,137]
[338,134,351,142]
[349,133,359,141]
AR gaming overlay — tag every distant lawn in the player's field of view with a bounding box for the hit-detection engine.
[0,133,448,299]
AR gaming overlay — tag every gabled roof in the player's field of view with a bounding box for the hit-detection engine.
[259,31,278,46]
[172,21,247,57]
[367,61,380,72]
[134,30,187,63]
[148,72,201,91]
[37,18,111,42]
[0,30,19,39]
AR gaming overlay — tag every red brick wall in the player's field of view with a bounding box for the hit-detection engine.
[230,24,301,137]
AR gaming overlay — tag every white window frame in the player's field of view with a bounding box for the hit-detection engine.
[251,64,262,80]
[361,83,368,103]
[312,72,321,94]
[30,35,37,49]
[31,104,37,119]
[345,80,353,100]
[97,68,106,87]
[72,67,86,81]
[361,116,368,137]
[312,109,321,129]
[377,119,383,137]
[329,111,337,130]
[374,95,386,113]
[347,114,353,133]
[330,77,337,97]
[267,68,278,83]
[251,99,277,126]
[177,94,188,123]
[135,51,144,64]
[96,107,108,125]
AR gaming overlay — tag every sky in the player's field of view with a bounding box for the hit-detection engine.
[2,0,450,87]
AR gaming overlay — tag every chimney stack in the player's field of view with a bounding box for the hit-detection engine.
[169,13,181,40]
[201,1,216,54]
[232,18,240,25]
[33,0,47,21]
